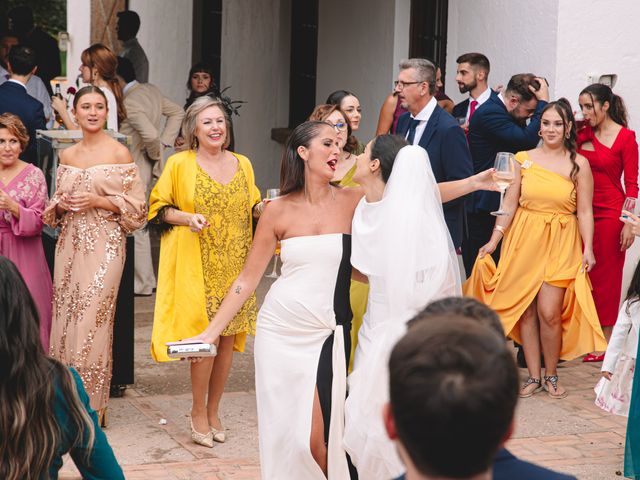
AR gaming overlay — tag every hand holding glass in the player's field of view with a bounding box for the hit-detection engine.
[491,152,516,216]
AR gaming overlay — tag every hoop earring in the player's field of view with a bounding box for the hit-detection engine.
[538,130,542,137]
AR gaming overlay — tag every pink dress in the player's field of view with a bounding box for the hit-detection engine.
[0,164,53,350]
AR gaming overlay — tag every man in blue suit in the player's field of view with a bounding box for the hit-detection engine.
[395,58,473,252]
[0,45,46,164]
[452,52,492,126]
[461,73,549,274]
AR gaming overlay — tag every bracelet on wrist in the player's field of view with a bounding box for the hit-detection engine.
[493,225,505,235]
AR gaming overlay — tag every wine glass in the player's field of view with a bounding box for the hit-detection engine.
[491,152,516,216]
[265,188,281,278]
[622,197,638,219]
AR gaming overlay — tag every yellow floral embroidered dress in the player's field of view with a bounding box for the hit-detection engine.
[149,150,260,362]
[195,164,257,335]
[43,163,147,411]
[464,151,607,359]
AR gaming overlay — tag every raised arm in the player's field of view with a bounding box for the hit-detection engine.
[375,93,397,136]
[437,168,498,203]
[575,155,595,272]
[477,161,522,258]
[180,203,280,344]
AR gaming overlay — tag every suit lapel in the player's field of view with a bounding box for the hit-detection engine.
[419,106,440,148]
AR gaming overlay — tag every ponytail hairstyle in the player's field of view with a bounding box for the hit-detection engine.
[308,103,357,154]
[280,121,333,195]
[580,83,628,128]
[0,256,95,480]
[81,43,127,124]
[541,98,579,186]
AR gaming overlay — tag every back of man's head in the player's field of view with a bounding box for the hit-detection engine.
[388,315,518,478]
[456,52,490,75]
[116,56,137,84]
[117,11,141,39]
[505,73,541,103]
[412,296,504,337]
[7,45,36,76]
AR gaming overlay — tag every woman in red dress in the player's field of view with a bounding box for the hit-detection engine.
[578,84,638,361]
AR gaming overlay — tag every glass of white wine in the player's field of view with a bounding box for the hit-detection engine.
[265,188,281,278]
[491,152,516,216]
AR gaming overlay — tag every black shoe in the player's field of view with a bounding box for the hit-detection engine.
[109,384,127,398]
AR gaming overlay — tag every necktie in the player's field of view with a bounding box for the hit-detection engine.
[406,118,421,144]
[469,100,479,121]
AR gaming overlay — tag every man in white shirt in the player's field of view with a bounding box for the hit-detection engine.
[452,52,491,125]
[0,32,52,125]
[116,10,149,83]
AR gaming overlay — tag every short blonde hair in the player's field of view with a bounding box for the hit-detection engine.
[182,96,231,150]
[0,112,29,152]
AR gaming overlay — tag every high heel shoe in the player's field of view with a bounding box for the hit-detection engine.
[210,425,226,443]
[190,419,214,448]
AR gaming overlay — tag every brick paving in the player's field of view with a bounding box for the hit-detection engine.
[59,289,629,479]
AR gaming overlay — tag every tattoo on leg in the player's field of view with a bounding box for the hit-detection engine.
[235,286,242,294]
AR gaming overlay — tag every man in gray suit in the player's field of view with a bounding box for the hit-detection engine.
[117,57,184,295]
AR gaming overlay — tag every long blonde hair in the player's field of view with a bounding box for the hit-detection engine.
[0,258,95,479]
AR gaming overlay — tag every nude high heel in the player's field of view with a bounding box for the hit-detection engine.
[190,418,214,448]
[210,425,226,443]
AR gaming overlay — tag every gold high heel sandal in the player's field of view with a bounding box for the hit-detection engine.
[190,418,214,448]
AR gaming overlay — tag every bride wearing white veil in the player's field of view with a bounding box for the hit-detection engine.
[344,137,462,479]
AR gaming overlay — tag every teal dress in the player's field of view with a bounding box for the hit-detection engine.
[48,368,124,479]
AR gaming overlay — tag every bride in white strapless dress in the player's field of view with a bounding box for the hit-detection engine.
[344,140,462,479]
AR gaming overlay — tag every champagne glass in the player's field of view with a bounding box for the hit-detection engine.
[265,188,281,278]
[622,197,638,219]
[491,152,516,216]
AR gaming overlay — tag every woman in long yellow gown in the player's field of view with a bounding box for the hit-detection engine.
[464,99,606,399]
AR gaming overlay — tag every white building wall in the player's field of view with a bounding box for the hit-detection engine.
[66,0,91,85]
[555,0,640,292]
[128,0,193,106]
[445,0,559,104]
[316,0,398,143]
[220,0,291,191]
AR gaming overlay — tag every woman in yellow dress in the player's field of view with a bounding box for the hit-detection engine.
[464,99,606,399]
[148,96,261,447]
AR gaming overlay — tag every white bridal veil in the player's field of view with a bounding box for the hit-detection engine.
[351,144,462,321]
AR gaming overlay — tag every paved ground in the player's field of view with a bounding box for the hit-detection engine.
[60,277,628,479]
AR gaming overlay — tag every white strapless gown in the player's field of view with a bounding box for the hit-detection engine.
[255,234,353,480]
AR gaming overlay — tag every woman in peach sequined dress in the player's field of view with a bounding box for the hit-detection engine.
[43,87,146,417]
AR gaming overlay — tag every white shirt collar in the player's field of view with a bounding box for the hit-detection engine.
[123,80,139,95]
[498,92,506,106]
[7,78,27,89]
[471,87,491,105]
[411,96,438,122]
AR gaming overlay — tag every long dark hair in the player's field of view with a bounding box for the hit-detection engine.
[280,121,332,195]
[370,134,409,182]
[580,83,628,128]
[185,62,220,109]
[325,91,360,153]
[626,261,640,314]
[0,257,95,479]
[541,98,579,185]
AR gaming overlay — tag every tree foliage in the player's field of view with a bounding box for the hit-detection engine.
[0,0,67,38]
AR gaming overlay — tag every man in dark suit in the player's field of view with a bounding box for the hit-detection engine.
[0,45,46,165]
[385,297,575,480]
[452,52,492,127]
[395,58,473,252]
[8,6,61,95]
[461,73,549,274]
